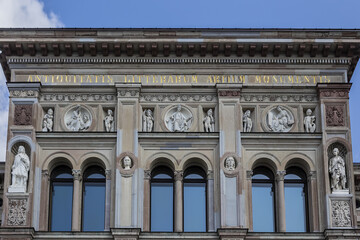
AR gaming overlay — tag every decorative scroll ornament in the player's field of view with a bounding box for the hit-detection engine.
[7,199,27,226]
[165,105,193,132]
[142,109,154,132]
[331,200,351,227]
[65,105,92,131]
[329,148,347,192]
[266,106,294,132]
[9,146,30,193]
[203,109,215,132]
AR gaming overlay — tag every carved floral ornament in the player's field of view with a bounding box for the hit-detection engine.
[7,199,27,226]
[331,200,352,227]
[326,105,345,127]
[14,105,32,126]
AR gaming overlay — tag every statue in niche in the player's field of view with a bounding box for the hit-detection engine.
[104,109,114,132]
[304,109,316,133]
[243,110,253,132]
[225,156,236,171]
[166,105,192,132]
[329,148,347,191]
[142,109,154,132]
[65,106,91,131]
[9,146,30,193]
[267,106,294,132]
[203,109,215,132]
[42,108,54,132]
[123,156,132,170]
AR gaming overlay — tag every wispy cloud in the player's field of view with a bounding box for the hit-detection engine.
[0,0,63,161]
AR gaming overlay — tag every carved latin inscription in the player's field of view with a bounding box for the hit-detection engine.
[331,200,351,227]
[14,105,32,125]
[7,199,27,226]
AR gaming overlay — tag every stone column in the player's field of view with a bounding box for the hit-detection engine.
[72,169,81,231]
[276,170,286,232]
[308,171,319,231]
[174,171,183,232]
[143,170,151,232]
[39,170,49,231]
[104,169,111,231]
[246,170,253,230]
[207,170,215,232]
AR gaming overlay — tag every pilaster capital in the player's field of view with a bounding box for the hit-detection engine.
[309,171,317,180]
[144,170,151,180]
[174,171,183,181]
[41,170,49,180]
[276,170,286,181]
[105,169,111,180]
[72,169,82,181]
[207,170,214,180]
[246,170,253,180]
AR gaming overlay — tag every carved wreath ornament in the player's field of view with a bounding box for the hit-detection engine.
[7,199,27,226]
[331,200,351,227]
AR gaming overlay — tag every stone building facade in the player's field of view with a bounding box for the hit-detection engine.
[0,29,359,239]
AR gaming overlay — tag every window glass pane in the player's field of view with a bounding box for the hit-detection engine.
[51,182,73,231]
[252,174,270,180]
[151,182,173,232]
[285,183,306,232]
[86,173,105,179]
[83,182,106,231]
[284,174,302,180]
[184,182,206,232]
[54,172,72,179]
[184,173,204,179]
[153,173,172,179]
[252,182,275,232]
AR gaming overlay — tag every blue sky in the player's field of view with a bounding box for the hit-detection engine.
[0,0,359,161]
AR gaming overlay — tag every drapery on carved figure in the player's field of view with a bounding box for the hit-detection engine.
[243,110,252,132]
[268,106,294,132]
[225,156,236,171]
[329,148,347,191]
[203,109,215,132]
[104,109,114,132]
[304,109,316,133]
[42,108,54,132]
[142,109,154,132]
[123,156,132,170]
[66,106,90,131]
[10,146,30,192]
[166,105,192,132]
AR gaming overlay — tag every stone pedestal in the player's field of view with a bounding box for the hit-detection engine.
[8,186,26,193]
[5,193,29,227]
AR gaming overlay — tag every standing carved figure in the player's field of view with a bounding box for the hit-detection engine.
[42,108,54,132]
[10,146,30,192]
[104,109,114,132]
[304,109,316,133]
[225,156,236,171]
[166,105,192,132]
[203,109,215,132]
[243,110,252,132]
[329,148,347,191]
[142,109,154,132]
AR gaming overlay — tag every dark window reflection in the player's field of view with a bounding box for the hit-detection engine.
[183,167,206,232]
[252,167,275,232]
[284,167,308,232]
[82,166,106,231]
[50,166,73,231]
[151,167,174,232]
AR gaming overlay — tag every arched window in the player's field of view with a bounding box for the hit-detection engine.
[252,167,275,232]
[183,166,207,232]
[284,167,308,232]
[50,166,73,231]
[151,166,174,232]
[82,166,106,231]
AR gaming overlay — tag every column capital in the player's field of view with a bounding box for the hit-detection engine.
[174,171,183,181]
[144,170,151,180]
[276,170,286,181]
[246,170,253,180]
[105,169,111,180]
[72,169,82,181]
[309,171,317,180]
[207,170,214,180]
[41,169,49,181]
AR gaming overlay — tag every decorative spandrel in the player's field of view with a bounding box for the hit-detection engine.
[165,105,193,132]
[266,106,294,132]
[8,146,30,193]
[65,105,92,131]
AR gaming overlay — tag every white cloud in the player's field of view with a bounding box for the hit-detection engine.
[0,0,63,28]
[0,0,63,161]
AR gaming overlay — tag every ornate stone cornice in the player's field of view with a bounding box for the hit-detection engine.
[140,93,216,102]
[241,93,317,102]
[40,93,116,102]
